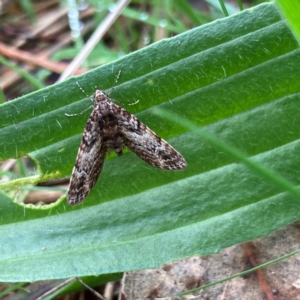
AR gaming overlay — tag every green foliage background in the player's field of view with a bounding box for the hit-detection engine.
[1,2,300,282]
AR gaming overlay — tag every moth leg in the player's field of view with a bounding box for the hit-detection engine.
[65,105,94,117]
[65,82,95,117]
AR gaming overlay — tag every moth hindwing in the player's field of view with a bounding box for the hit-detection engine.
[67,85,187,205]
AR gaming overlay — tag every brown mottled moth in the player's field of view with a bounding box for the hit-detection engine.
[67,77,187,205]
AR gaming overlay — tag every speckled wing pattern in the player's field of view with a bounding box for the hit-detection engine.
[112,105,187,170]
[67,88,187,205]
[67,108,107,205]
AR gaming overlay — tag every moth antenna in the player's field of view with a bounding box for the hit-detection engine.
[108,71,139,106]
[107,70,121,96]
[65,82,94,117]
[76,82,94,103]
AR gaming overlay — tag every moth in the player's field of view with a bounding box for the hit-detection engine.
[67,81,187,205]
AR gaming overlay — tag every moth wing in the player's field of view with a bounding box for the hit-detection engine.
[67,113,107,205]
[112,105,187,170]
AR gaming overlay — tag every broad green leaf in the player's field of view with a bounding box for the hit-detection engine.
[275,0,300,41]
[1,2,300,281]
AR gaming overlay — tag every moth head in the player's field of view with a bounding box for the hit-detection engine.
[94,87,108,103]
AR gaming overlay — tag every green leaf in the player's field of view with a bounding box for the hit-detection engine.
[275,0,300,42]
[1,2,300,282]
